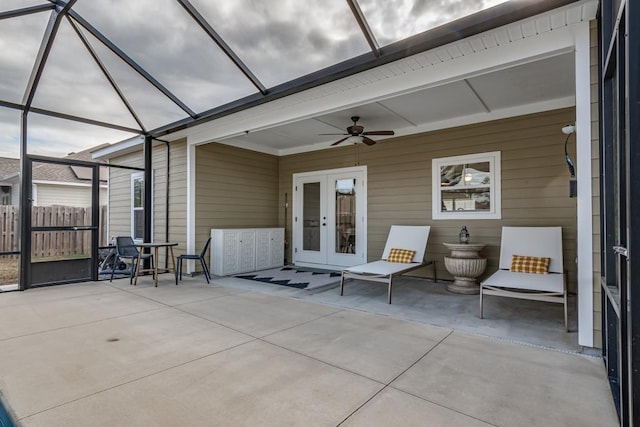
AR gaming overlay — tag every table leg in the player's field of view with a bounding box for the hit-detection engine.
[134,251,143,286]
[168,246,176,283]
[154,246,159,287]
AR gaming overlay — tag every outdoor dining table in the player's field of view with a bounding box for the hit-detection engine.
[133,242,178,287]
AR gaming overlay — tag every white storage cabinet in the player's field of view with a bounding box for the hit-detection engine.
[210,228,284,276]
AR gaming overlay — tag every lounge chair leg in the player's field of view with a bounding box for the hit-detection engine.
[387,277,392,304]
[479,286,484,319]
[340,272,345,296]
[564,292,568,332]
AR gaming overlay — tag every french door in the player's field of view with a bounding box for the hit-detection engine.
[293,166,366,269]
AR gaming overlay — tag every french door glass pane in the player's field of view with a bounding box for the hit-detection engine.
[335,179,356,254]
[302,182,321,251]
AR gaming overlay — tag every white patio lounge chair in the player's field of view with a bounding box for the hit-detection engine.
[480,226,568,331]
[339,225,432,304]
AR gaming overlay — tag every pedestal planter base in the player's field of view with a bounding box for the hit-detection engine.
[443,243,487,295]
[444,257,487,294]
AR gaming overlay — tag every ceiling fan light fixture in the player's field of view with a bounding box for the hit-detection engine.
[326,116,394,146]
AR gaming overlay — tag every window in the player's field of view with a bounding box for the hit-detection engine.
[131,173,147,241]
[0,186,11,205]
[432,151,501,220]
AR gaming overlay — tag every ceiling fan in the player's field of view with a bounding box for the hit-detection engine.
[322,116,395,146]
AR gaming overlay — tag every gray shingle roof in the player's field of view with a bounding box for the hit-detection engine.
[0,157,20,180]
[0,143,110,183]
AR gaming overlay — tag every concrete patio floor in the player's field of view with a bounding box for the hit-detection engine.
[0,273,618,426]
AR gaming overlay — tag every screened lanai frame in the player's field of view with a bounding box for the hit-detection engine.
[0,0,578,289]
[1,0,580,139]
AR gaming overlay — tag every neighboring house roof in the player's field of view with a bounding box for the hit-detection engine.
[0,143,110,184]
[0,157,20,181]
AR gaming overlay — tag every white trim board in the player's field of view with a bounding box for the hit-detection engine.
[574,21,593,347]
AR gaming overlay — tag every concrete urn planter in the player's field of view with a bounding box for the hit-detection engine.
[443,242,487,294]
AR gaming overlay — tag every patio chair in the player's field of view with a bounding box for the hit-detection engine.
[111,236,154,284]
[480,226,568,331]
[176,237,211,285]
[340,225,433,304]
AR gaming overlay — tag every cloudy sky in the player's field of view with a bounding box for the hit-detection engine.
[0,0,507,159]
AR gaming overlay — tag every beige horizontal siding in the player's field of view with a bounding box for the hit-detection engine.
[107,139,187,266]
[34,184,106,207]
[279,108,579,293]
[194,143,279,263]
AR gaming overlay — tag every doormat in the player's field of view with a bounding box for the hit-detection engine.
[235,266,341,290]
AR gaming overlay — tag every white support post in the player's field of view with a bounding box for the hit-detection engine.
[186,142,196,274]
[575,22,593,347]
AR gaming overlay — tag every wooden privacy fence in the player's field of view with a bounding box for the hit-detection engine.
[0,205,107,258]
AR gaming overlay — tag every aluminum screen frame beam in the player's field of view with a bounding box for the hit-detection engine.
[0,4,54,20]
[346,0,380,57]
[0,100,142,134]
[176,0,267,95]
[22,0,78,112]
[67,10,198,119]
[67,16,147,133]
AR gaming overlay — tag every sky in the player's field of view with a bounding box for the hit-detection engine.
[0,0,508,159]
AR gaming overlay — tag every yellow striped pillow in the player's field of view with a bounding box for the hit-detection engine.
[387,248,416,263]
[510,255,550,274]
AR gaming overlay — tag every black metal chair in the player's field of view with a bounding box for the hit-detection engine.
[111,236,154,284]
[176,237,211,284]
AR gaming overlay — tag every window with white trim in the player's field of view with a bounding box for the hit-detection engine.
[131,173,145,241]
[432,151,501,220]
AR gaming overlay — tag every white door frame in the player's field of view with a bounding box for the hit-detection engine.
[293,166,367,270]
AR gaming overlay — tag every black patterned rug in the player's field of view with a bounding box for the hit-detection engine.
[235,266,341,290]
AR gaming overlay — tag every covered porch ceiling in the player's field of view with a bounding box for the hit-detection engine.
[215,52,576,155]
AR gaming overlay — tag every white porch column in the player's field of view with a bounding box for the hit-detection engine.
[575,21,593,347]
[186,142,196,273]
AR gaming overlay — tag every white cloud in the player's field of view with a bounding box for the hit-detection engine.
[0,108,135,158]
[358,0,510,46]
[0,109,21,158]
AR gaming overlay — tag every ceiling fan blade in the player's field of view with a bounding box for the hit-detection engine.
[362,136,376,146]
[319,133,349,136]
[363,130,394,136]
[331,136,349,146]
